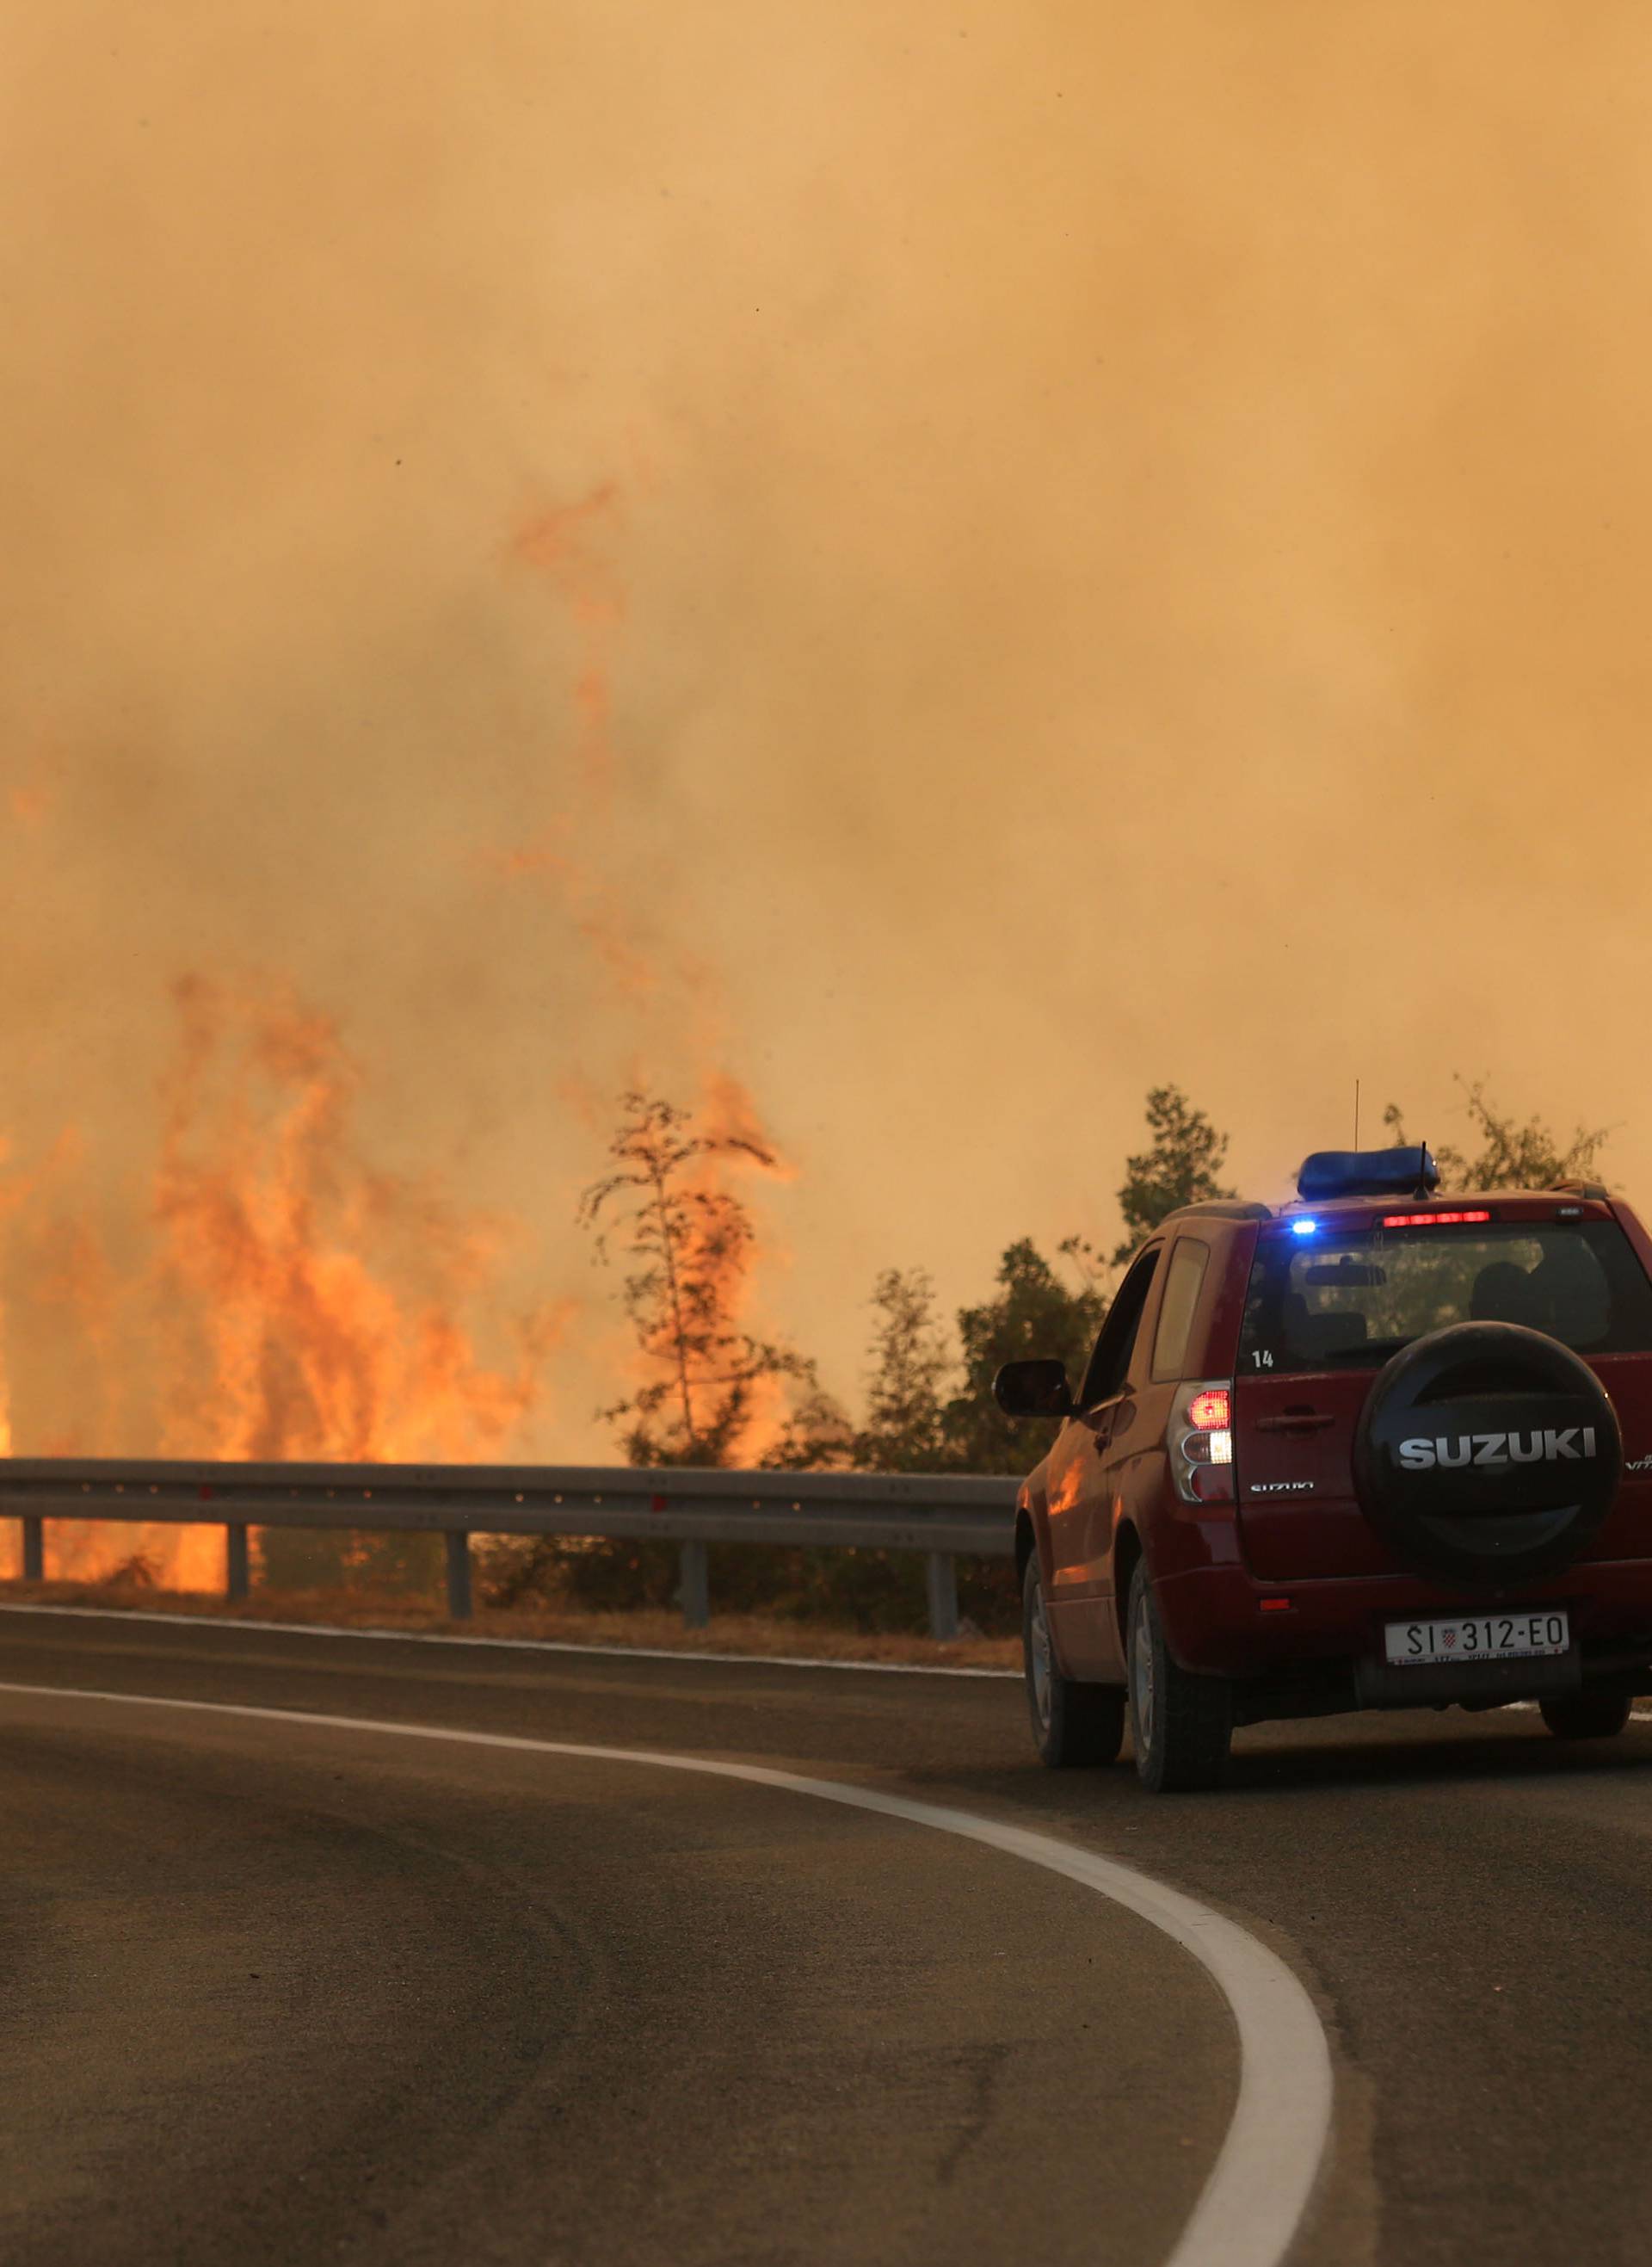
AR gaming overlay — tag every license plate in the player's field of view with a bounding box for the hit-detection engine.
[1384,1609,1570,1665]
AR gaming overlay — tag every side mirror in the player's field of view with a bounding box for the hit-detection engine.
[993,1357,1076,1420]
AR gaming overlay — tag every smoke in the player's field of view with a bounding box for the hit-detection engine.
[4,0,1652,1505]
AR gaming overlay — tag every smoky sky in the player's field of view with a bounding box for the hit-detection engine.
[5,1,1652,1457]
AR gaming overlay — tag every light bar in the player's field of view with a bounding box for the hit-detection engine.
[1290,1217,1319,1237]
[1380,1210,1491,1228]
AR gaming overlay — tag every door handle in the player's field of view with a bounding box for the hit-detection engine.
[1254,1412,1335,1434]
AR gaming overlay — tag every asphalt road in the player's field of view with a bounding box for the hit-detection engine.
[1,1610,1649,2265]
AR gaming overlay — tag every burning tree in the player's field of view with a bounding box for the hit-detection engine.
[578,1089,815,1467]
[481,1087,824,1615]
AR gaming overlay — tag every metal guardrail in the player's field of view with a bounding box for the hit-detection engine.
[0,1460,1020,1640]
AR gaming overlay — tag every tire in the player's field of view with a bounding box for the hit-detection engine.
[1125,1562,1232,1793]
[1023,1556,1125,1767]
[1353,1321,1621,1589]
[1539,1691,1632,1740]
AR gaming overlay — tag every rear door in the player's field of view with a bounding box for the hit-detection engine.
[1232,1202,1652,1580]
[1233,1362,1392,1579]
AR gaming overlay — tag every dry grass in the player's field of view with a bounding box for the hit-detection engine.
[0,1576,1021,1672]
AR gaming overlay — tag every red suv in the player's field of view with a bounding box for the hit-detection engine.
[995,1146,1652,1791]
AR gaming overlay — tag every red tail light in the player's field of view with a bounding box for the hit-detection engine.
[1168,1380,1236,1505]
[1379,1210,1490,1228]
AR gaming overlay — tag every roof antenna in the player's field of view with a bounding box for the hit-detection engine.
[1353,1078,1360,1151]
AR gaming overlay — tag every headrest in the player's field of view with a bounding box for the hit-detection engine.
[1296,1145,1439,1201]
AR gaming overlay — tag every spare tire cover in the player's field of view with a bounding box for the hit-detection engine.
[1353,1321,1621,1590]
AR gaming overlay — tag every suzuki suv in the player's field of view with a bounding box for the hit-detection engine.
[994,1146,1652,1791]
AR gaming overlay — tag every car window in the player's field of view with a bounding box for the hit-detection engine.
[1240,1218,1652,1374]
[1078,1248,1160,1407]
[1150,1237,1211,1381]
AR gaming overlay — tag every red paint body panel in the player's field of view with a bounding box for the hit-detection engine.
[1154,1556,1652,1679]
[1020,1189,1652,1711]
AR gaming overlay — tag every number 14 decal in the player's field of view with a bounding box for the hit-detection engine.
[1250,1349,1274,1368]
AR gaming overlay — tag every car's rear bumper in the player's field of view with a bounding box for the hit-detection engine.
[1155,1557,1652,1691]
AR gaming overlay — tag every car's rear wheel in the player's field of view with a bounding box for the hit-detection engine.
[1022,1557,1125,1767]
[1126,1562,1233,1793]
[1538,1691,1632,1740]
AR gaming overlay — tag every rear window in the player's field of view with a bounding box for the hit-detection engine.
[1239,1219,1652,1374]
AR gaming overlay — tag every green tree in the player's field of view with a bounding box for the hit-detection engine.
[768,1267,948,1473]
[1384,1079,1611,1193]
[941,1239,1107,1473]
[1113,1084,1235,1263]
[579,1090,815,1467]
[854,1266,952,1473]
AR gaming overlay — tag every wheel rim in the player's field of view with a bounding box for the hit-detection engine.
[1028,1578,1053,1733]
[1130,1586,1156,1756]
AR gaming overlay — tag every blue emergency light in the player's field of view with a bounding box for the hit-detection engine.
[1296,1145,1439,1203]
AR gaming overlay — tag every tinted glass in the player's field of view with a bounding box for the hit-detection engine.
[1151,1238,1211,1381]
[1078,1249,1159,1405]
[1240,1220,1652,1374]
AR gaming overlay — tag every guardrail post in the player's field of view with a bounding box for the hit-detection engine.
[225,1524,250,1602]
[445,1531,473,1619]
[679,1540,710,1629]
[21,1516,43,1583]
[926,1550,959,1642]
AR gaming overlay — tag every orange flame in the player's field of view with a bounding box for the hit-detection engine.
[674,1075,800,1463]
[1,979,572,1589]
[152,973,567,1463]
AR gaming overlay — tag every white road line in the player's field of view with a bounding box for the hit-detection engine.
[0,1601,1020,1677]
[0,1676,1332,2267]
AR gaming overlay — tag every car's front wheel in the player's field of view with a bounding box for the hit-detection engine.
[1539,1691,1632,1740]
[1126,1562,1233,1793]
[1022,1556,1125,1767]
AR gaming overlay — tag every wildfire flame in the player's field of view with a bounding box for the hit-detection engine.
[656,1075,803,1465]
[2,977,571,1588]
[152,975,570,1464]
[0,471,805,1591]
